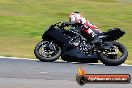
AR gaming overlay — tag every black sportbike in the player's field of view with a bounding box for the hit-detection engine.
[34,22,128,66]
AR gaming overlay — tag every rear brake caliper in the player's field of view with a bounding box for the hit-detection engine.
[101,43,118,55]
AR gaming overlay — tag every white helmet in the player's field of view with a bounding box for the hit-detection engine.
[69,12,86,24]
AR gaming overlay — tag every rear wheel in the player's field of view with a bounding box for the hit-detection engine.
[34,40,61,62]
[98,41,128,66]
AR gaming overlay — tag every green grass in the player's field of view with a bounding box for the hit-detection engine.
[0,0,132,64]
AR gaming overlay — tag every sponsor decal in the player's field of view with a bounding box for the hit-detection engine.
[76,67,131,85]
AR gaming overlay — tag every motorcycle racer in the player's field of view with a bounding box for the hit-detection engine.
[68,12,101,38]
[34,13,127,66]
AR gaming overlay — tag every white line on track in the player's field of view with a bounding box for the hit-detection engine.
[0,56,132,66]
[40,72,48,74]
[0,56,35,60]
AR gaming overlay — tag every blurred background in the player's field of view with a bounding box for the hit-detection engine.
[0,0,132,64]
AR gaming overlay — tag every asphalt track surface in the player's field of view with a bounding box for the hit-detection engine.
[0,57,131,88]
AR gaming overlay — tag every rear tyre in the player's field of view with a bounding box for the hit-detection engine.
[98,41,128,66]
[34,40,61,62]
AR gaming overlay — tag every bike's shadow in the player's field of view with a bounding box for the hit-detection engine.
[36,60,107,66]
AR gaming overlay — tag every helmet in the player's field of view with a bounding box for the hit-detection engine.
[69,12,86,24]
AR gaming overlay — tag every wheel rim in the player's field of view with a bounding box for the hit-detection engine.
[102,44,123,60]
[37,41,60,59]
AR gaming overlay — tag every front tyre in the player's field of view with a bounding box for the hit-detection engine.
[34,40,61,62]
[98,41,128,66]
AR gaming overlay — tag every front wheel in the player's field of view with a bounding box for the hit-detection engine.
[34,40,62,62]
[98,41,128,66]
